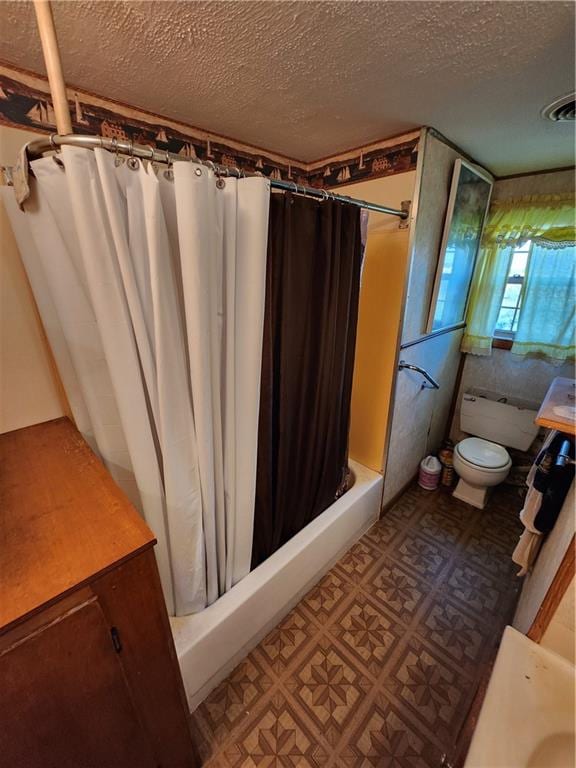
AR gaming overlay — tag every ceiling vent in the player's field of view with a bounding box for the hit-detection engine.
[542,93,575,122]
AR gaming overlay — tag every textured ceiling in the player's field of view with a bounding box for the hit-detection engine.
[0,0,574,174]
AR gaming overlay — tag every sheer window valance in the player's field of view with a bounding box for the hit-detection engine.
[461,193,576,362]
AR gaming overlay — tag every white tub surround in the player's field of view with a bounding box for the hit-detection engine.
[171,459,382,711]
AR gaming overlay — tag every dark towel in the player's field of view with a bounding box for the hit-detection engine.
[533,434,575,533]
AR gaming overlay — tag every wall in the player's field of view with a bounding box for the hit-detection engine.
[384,330,464,504]
[401,132,469,344]
[337,173,416,472]
[513,480,575,634]
[0,124,66,433]
[541,575,575,664]
[497,170,575,657]
[451,167,575,440]
[491,168,574,202]
[383,130,475,504]
[0,63,418,190]
[451,349,574,442]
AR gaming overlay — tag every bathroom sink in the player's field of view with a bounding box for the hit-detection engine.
[526,733,575,768]
[465,626,575,768]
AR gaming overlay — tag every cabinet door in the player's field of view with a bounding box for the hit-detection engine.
[0,598,157,768]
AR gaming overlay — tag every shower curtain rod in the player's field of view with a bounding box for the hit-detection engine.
[24,133,409,219]
[25,3,405,219]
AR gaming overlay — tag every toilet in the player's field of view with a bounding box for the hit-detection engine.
[453,389,540,509]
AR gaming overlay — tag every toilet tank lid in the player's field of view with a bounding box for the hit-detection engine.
[457,438,510,469]
[465,388,539,412]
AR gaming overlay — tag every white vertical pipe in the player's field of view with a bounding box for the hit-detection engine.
[28,0,75,424]
[33,0,72,134]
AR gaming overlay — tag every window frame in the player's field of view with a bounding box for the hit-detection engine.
[492,240,533,348]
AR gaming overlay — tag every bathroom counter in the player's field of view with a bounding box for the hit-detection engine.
[536,377,576,436]
[465,626,575,768]
[0,417,155,631]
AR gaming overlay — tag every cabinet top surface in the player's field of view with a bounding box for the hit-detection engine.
[0,418,155,632]
[536,377,576,436]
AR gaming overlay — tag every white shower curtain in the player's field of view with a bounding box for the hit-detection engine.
[3,146,270,616]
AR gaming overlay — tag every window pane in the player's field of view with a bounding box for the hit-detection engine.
[513,243,575,349]
[514,240,531,252]
[492,241,532,339]
[443,247,455,274]
[509,251,529,277]
[503,282,521,305]
[495,306,515,332]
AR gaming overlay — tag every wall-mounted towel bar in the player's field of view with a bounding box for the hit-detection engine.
[398,361,440,390]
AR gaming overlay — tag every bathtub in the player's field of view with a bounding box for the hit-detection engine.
[170,459,382,711]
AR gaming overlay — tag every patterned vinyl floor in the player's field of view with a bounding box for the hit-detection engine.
[190,482,525,767]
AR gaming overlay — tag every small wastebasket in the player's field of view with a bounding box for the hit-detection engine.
[418,455,441,490]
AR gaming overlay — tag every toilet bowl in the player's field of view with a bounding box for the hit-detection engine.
[453,437,512,509]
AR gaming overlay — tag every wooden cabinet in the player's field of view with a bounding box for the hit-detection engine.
[0,418,199,768]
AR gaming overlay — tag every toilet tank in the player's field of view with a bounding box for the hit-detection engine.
[460,388,540,451]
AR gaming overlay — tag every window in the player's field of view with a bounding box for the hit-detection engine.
[461,194,574,362]
[494,241,532,338]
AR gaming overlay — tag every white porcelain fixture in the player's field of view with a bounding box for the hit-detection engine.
[453,437,512,508]
[171,459,382,711]
[465,626,575,768]
[453,389,539,509]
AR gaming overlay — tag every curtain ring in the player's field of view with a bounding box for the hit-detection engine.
[163,150,175,181]
[290,181,298,193]
[215,165,228,189]
[49,133,60,153]
[320,189,329,201]
[146,145,157,175]
[112,137,123,167]
[127,140,139,170]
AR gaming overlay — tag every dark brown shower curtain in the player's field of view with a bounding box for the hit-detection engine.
[252,193,363,568]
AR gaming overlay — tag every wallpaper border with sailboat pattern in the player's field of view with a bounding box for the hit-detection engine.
[0,63,419,186]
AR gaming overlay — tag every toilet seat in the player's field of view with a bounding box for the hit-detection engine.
[455,437,510,470]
